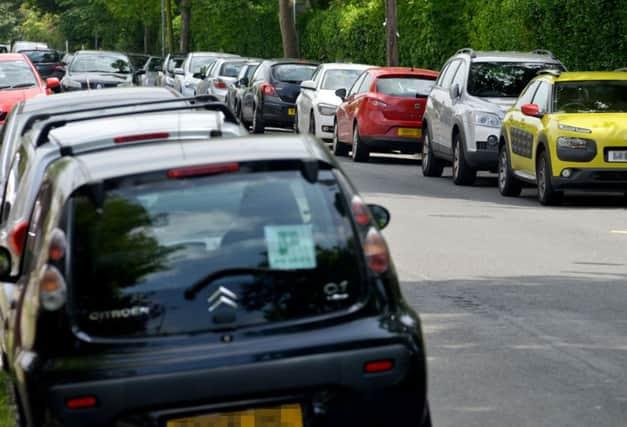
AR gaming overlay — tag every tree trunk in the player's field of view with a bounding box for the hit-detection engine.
[180,0,191,54]
[165,0,175,54]
[144,25,150,54]
[279,0,299,58]
[385,0,399,66]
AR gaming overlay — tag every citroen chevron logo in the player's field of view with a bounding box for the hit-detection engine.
[208,286,238,312]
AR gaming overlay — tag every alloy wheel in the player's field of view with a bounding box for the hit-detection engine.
[422,133,430,170]
[498,150,507,191]
[453,143,460,179]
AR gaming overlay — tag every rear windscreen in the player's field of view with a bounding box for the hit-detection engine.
[376,76,436,98]
[70,166,364,337]
[219,62,245,78]
[272,64,317,83]
[21,50,60,63]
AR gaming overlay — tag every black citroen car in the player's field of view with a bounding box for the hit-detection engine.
[0,126,431,426]
[240,60,318,133]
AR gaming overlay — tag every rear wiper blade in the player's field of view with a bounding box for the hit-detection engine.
[184,267,304,300]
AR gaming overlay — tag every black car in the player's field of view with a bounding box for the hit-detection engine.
[0,126,431,426]
[60,50,138,91]
[19,49,64,80]
[226,60,260,121]
[240,60,318,133]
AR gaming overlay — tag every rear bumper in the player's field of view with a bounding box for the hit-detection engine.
[360,136,423,154]
[261,97,296,128]
[551,168,627,191]
[465,147,499,170]
[44,342,425,427]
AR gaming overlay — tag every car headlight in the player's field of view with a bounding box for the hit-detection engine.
[317,103,337,116]
[473,112,501,128]
[558,123,591,134]
[557,136,595,149]
[62,78,82,89]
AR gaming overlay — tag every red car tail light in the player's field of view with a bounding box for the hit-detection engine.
[213,79,228,89]
[351,196,371,226]
[364,359,394,373]
[39,265,67,311]
[364,227,390,274]
[66,396,97,409]
[167,162,240,179]
[9,222,28,257]
[261,83,277,96]
[114,132,170,144]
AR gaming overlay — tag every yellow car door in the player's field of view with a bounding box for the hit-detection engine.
[507,81,540,173]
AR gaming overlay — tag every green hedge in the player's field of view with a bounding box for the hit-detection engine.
[300,0,627,71]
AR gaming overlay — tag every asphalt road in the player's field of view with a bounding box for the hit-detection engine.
[338,154,627,427]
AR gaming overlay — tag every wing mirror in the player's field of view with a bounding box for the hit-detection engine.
[237,77,249,87]
[521,103,543,118]
[134,69,146,76]
[300,80,316,91]
[335,88,347,101]
[450,83,462,100]
[192,72,204,79]
[46,77,60,89]
[368,204,391,230]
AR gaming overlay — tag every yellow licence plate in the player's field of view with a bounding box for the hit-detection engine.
[397,128,421,137]
[166,404,303,427]
[287,108,296,116]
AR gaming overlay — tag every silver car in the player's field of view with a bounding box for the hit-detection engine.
[196,58,249,102]
[174,52,239,96]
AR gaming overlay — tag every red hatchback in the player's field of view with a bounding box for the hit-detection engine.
[333,67,439,162]
[0,53,59,126]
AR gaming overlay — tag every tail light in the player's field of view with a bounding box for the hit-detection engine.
[351,196,371,226]
[261,83,277,96]
[369,99,388,110]
[167,162,240,179]
[213,79,227,89]
[66,396,97,409]
[114,132,170,144]
[364,359,394,373]
[364,227,390,274]
[9,222,29,257]
[39,265,67,311]
[48,228,67,261]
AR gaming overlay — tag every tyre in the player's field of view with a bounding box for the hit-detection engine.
[422,126,444,177]
[536,150,563,205]
[352,124,369,162]
[498,145,523,197]
[332,122,349,156]
[252,103,265,134]
[8,383,26,427]
[452,132,476,185]
[309,112,316,135]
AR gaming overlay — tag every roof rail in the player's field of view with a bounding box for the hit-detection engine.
[531,49,555,58]
[615,67,627,72]
[22,94,223,136]
[455,48,476,58]
[536,69,561,77]
[34,99,237,148]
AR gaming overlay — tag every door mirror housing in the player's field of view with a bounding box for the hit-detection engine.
[521,103,542,118]
[134,69,146,76]
[238,77,249,87]
[368,204,391,230]
[450,83,462,100]
[300,80,316,91]
[335,88,347,101]
[0,247,11,279]
[192,72,204,80]
[46,77,60,89]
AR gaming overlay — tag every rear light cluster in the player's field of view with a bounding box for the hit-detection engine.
[66,396,97,410]
[213,79,228,89]
[41,228,68,311]
[114,132,170,144]
[350,196,390,274]
[364,359,394,373]
[261,83,277,96]
[167,162,240,179]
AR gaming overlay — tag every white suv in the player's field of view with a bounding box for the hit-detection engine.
[421,48,564,185]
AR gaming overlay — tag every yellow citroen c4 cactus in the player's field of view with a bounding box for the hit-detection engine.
[498,71,627,205]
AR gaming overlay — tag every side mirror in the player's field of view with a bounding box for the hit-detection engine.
[450,83,462,100]
[46,77,60,89]
[238,77,249,87]
[192,72,204,80]
[368,204,391,230]
[300,80,316,91]
[0,247,11,278]
[521,103,542,118]
[335,88,347,101]
[134,69,146,76]
[174,68,184,76]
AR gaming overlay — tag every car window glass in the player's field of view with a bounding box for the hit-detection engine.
[440,60,460,90]
[531,82,551,112]
[436,62,451,87]
[553,80,627,113]
[220,62,245,78]
[21,181,52,273]
[21,50,60,63]
[245,64,259,81]
[321,69,363,91]
[376,76,436,98]
[148,57,162,72]
[515,81,540,108]
[357,73,373,94]
[451,61,467,89]
[70,54,131,74]
[70,168,364,338]
[348,72,366,96]
[271,64,317,83]
[0,60,38,88]
[467,62,563,98]
[252,64,266,82]
[190,57,217,74]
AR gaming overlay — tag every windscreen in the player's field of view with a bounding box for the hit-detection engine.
[219,62,245,78]
[376,76,436,98]
[167,57,184,72]
[128,55,149,70]
[272,64,317,83]
[0,60,37,89]
[70,53,131,74]
[468,62,562,98]
[321,69,363,90]
[21,50,60,63]
[553,80,627,113]
[70,166,364,337]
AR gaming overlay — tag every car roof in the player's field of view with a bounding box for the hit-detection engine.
[0,54,29,61]
[454,49,562,63]
[21,87,179,113]
[74,50,130,57]
[77,134,335,182]
[552,71,627,82]
[367,66,439,78]
[319,63,372,71]
[189,52,238,57]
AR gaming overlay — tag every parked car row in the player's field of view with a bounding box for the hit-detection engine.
[0,86,431,426]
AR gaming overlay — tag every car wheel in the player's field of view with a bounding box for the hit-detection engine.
[309,112,316,136]
[252,103,265,134]
[352,124,369,163]
[422,126,444,177]
[536,150,563,205]
[452,132,476,185]
[333,121,350,156]
[498,145,523,197]
[8,383,26,427]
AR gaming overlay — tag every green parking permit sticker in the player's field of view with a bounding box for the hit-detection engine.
[264,225,316,270]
